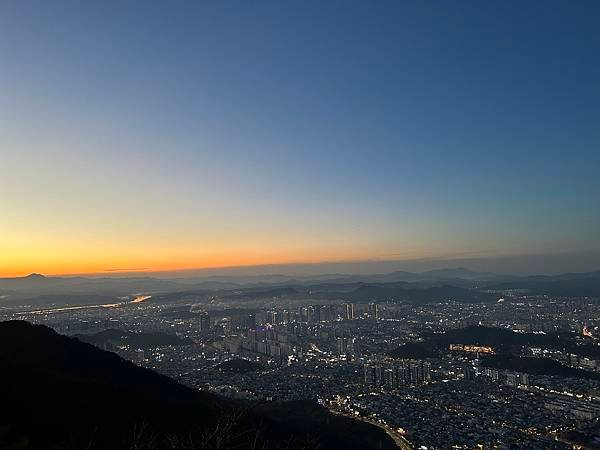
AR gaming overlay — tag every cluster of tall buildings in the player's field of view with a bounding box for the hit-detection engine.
[199,311,211,332]
[368,302,378,320]
[364,359,431,389]
[302,305,336,323]
[238,326,295,358]
[255,310,293,326]
[505,371,529,387]
[344,303,354,320]
[336,336,358,357]
[253,303,358,326]
[219,302,372,331]
[480,367,529,387]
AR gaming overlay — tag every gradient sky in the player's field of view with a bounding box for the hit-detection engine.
[1,1,599,276]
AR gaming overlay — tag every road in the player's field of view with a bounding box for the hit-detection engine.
[328,407,413,449]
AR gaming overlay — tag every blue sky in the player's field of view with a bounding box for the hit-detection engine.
[1,1,599,275]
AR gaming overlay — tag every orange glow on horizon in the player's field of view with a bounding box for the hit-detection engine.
[0,247,442,278]
[0,259,335,278]
[0,255,381,278]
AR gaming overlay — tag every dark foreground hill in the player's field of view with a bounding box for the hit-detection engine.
[0,321,395,450]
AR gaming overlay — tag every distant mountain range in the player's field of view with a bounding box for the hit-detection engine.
[486,270,600,297]
[0,273,191,295]
[2,268,600,307]
[0,267,507,296]
[0,321,395,450]
[339,284,500,303]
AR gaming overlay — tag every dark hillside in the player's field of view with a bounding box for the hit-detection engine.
[0,321,395,450]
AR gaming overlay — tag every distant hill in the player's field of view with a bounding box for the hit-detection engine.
[0,274,186,297]
[218,286,300,301]
[389,325,579,358]
[296,268,497,285]
[0,321,395,450]
[421,267,496,280]
[487,270,600,297]
[3,268,600,307]
[481,354,600,381]
[344,285,499,304]
[354,270,425,283]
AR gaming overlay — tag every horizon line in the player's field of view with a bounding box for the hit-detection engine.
[3,249,599,279]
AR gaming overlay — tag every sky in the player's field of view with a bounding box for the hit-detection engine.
[1,1,599,277]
